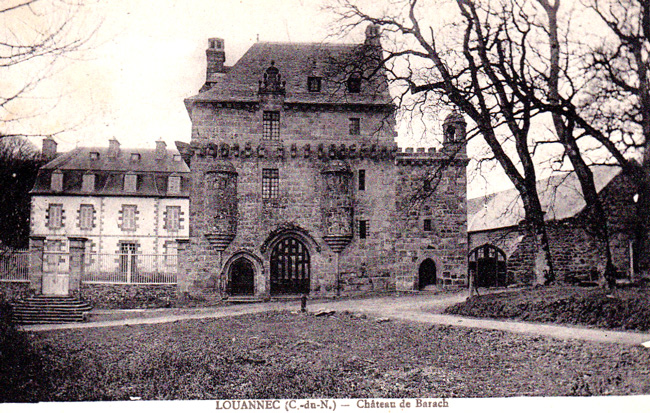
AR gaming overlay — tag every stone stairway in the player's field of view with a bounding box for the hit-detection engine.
[12,296,93,325]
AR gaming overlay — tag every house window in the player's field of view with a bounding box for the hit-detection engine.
[121,205,137,231]
[79,204,94,230]
[168,176,181,194]
[358,170,366,191]
[165,206,181,231]
[81,174,95,192]
[424,219,432,232]
[124,174,137,192]
[47,204,63,229]
[358,220,368,239]
[349,118,360,135]
[347,74,361,93]
[51,171,63,191]
[263,111,280,140]
[262,168,279,200]
[308,76,321,92]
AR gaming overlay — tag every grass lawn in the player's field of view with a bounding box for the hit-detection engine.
[3,310,649,401]
[445,285,650,332]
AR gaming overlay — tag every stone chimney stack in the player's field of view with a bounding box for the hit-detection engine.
[42,138,57,160]
[155,140,167,160]
[206,38,226,82]
[365,24,381,47]
[108,138,120,158]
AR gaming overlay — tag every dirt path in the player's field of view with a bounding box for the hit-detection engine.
[21,291,650,346]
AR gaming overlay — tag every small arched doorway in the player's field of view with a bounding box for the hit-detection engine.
[270,237,310,295]
[418,258,437,290]
[468,244,507,287]
[228,257,255,296]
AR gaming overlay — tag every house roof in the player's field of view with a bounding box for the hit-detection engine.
[468,165,621,232]
[31,145,190,197]
[186,41,392,107]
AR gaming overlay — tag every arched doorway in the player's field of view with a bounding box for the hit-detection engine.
[418,258,437,290]
[468,244,507,287]
[270,237,310,295]
[228,257,255,296]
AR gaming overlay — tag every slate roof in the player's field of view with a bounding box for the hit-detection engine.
[31,146,190,197]
[186,42,392,107]
[468,166,621,232]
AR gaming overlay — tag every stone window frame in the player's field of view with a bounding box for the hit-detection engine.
[77,204,96,230]
[81,173,95,192]
[423,218,432,232]
[358,219,368,239]
[358,169,366,191]
[167,174,181,195]
[46,203,64,229]
[307,76,322,92]
[119,204,139,232]
[263,111,280,140]
[262,168,279,201]
[163,205,183,232]
[51,170,63,191]
[349,118,361,135]
[124,173,137,193]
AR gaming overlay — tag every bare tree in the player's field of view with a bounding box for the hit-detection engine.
[0,0,96,139]
[331,0,556,283]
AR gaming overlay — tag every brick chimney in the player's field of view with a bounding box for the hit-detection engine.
[108,138,120,158]
[42,138,57,160]
[155,140,167,160]
[206,38,226,82]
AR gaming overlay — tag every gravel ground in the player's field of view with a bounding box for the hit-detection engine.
[8,310,648,401]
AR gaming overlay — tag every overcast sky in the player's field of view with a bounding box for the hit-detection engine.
[4,0,547,197]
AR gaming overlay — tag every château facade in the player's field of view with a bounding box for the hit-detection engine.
[177,25,468,299]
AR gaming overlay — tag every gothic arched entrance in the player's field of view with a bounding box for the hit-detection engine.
[270,237,310,295]
[468,244,507,287]
[418,258,437,290]
[228,257,255,296]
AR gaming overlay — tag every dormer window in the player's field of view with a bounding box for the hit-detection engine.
[51,170,63,191]
[124,173,137,192]
[347,74,361,93]
[81,173,95,192]
[168,175,181,195]
[308,76,321,92]
[130,153,141,162]
[89,152,100,160]
[173,154,182,162]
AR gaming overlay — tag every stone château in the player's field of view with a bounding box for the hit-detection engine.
[177,25,468,299]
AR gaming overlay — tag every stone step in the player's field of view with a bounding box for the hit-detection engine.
[12,296,93,325]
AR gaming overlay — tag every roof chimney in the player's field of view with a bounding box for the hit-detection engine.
[365,24,381,47]
[206,38,226,82]
[108,138,120,158]
[155,140,167,160]
[42,138,58,161]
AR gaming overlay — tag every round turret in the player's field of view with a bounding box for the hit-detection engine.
[204,160,238,251]
[442,110,467,145]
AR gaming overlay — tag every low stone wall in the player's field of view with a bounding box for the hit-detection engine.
[79,283,178,309]
[0,281,32,302]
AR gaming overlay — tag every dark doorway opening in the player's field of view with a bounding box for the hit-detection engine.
[270,237,310,295]
[468,244,507,287]
[418,258,437,290]
[228,257,255,296]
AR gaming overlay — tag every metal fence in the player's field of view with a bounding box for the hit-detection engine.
[0,250,30,281]
[83,253,177,284]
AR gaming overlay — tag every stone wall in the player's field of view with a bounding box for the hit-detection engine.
[468,172,639,284]
[0,281,32,302]
[79,283,177,309]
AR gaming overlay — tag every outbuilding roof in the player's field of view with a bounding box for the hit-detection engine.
[468,165,621,232]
